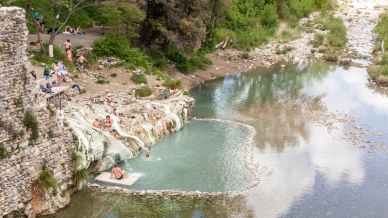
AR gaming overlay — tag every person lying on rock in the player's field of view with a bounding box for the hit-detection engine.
[111,164,125,180]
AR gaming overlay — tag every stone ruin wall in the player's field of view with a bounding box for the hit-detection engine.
[0,7,74,218]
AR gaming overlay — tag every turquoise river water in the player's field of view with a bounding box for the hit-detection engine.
[46,63,388,218]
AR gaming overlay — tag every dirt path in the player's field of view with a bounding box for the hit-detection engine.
[28,32,102,49]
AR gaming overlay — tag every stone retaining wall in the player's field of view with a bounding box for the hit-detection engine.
[0,7,74,217]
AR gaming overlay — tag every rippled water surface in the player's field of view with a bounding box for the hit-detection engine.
[48,63,388,218]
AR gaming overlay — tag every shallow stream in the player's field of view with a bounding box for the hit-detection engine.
[46,63,388,218]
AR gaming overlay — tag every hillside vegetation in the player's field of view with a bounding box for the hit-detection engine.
[368,12,388,84]
[3,0,333,74]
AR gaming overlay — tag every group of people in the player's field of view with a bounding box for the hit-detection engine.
[39,61,69,94]
[64,39,87,71]
[92,115,113,130]
[64,26,84,35]
[43,61,68,82]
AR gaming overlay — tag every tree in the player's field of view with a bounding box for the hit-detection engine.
[46,0,100,46]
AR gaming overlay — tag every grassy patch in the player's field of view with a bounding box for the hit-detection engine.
[131,73,147,84]
[0,144,7,160]
[165,43,212,73]
[375,13,388,52]
[163,79,182,89]
[73,168,89,188]
[135,86,152,97]
[95,75,110,84]
[368,13,388,81]
[36,166,57,191]
[311,14,347,60]
[23,111,39,143]
[30,44,76,72]
[368,55,388,79]
[92,34,153,71]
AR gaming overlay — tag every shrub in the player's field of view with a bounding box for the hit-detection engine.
[261,4,278,28]
[73,168,89,187]
[96,76,110,84]
[131,73,147,84]
[92,34,153,70]
[23,111,39,142]
[36,166,57,191]
[30,43,75,72]
[324,17,347,49]
[375,14,388,51]
[164,43,212,73]
[135,86,152,97]
[312,33,325,48]
[163,79,181,89]
[0,144,7,159]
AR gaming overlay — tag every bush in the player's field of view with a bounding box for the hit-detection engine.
[95,76,110,84]
[164,43,212,73]
[135,86,152,97]
[31,43,75,72]
[92,34,153,70]
[131,73,147,84]
[23,111,39,142]
[324,17,347,49]
[73,168,89,187]
[375,13,388,52]
[0,144,7,159]
[37,166,57,191]
[312,33,324,47]
[163,79,181,89]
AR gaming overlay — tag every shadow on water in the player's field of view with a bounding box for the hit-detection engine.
[46,63,388,218]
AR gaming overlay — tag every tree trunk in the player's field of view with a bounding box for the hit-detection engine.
[33,21,42,46]
[48,32,56,45]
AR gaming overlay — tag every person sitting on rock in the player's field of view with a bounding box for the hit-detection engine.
[92,119,102,129]
[111,129,120,139]
[111,164,125,180]
[104,115,113,128]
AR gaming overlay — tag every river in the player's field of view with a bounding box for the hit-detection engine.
[46,62,388,218]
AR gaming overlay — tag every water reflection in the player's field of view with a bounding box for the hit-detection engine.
[49,63,388,218]
[192,64,387,218]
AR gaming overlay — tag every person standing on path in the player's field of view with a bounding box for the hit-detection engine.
[64,39,73,62]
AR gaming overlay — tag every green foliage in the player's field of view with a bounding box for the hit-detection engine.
[131,73,147,84]
[323,17,347,49]
[37,166,57,191]
[73,168,89,187]
[163,79,182,89]
[209,0,331,49]
[311,14,346,58]
[92,34,153,70]
[312,33,324,47]
[369,54,388,78]
[375,13,388,52]
[23,111,39,142]
[135,86,152,97]
[165,43,212,73]
[0,144,7,160]
[95,75,110,84]
[31,43,75,72]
